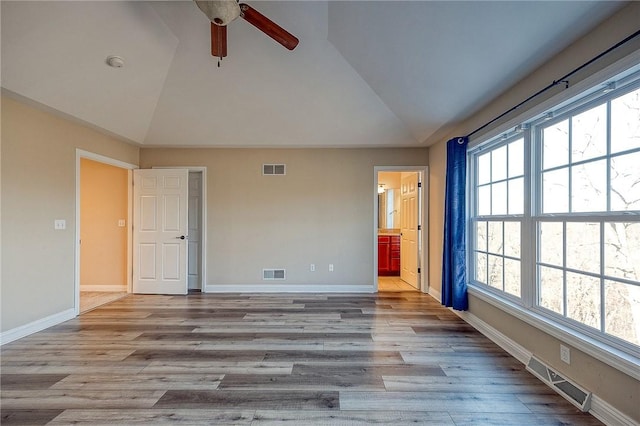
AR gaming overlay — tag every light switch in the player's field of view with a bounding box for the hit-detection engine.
[118,219,126,227]
[54,219,66,230]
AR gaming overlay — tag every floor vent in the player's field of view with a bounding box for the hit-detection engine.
[526,356,592,412]
[263,164,286,175]
[263,269,286,280]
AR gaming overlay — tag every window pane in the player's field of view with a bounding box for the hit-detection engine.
[478,185,491,215]
[475,221,487,252]
[572,104,607,162]
[509,138,524,178]
[542,168,569,213]
[492,145,507,181]
[505,259,521,297]
[566,272,601,329]
[540,222,563,266]
[611,151,640,212]
[539,266,563,314]
[605,222,640,281]
[492,182,507,215]
[508,177,524,215]
[566,222,600,274]
[504,221,521,258]
[478,152,491,185]
[475,252,487,284]
[488,221,503,254]
[605,280,640,346]
[611,88,640,154]
[488,255,503,291]
[572,159,607,212]
[543,120,569,169]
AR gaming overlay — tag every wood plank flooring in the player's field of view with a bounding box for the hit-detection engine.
[80,291,128,313]
[1,291,603,425]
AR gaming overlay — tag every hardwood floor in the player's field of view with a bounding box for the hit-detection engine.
[80,291,128,313]
[378,276,418,292]
[1,291,603,425]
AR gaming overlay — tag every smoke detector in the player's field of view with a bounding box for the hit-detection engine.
[106,55,124,68]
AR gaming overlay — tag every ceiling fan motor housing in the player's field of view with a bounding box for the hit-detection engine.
[195,0,240,26]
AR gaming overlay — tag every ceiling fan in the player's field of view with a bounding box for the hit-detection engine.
[194,0,299,64]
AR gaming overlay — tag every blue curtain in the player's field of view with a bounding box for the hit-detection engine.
[442,136,469,310]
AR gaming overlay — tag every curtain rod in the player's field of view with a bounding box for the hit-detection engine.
[465,28,640,139]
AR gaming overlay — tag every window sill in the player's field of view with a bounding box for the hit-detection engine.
[467,285,640,380]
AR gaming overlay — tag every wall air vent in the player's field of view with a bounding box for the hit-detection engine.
[263,269,286,280]
[263,164,286,175]
[526,356,592,412]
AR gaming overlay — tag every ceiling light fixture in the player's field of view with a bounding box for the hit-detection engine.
[106,55,125,68]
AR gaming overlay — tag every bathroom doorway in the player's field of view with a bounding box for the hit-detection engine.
[375,166,428,293]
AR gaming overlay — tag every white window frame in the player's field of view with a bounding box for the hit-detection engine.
[467,65,640,379]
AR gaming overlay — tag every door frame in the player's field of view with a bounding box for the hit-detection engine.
[75,149,137,316]
[374,166,429,293]
[152,166,207,292]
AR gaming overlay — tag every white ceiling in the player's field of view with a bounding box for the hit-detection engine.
[1,1,627,148]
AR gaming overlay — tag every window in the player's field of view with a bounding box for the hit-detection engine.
[472,137,524,299]
[469,74,640,356]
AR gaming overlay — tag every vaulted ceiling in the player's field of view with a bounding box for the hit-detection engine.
[1,1,627,148]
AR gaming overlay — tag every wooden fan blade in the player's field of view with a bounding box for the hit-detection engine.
[239,3,299,51]
[211,22,227,58]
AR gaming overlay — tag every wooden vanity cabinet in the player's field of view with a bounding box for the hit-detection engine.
[378,235,400,276]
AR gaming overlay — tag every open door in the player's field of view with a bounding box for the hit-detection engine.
[133,169,189,294]
[400,172,419,288]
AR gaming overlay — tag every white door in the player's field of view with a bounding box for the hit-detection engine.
[400,172,419,288]
[133,169,189,295]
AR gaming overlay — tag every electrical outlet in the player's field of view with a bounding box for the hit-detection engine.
[118,219,126,227]
[54,219,66,230]
[310,264,315,272]
[560,344,571,364]
[329,264,334,272]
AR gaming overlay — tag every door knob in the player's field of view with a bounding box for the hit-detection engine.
[176,235,187,240]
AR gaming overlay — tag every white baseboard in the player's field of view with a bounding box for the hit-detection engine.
[204,284,375,293]
[456,310,531,364]
[428,288,442,303]
[81,285,127,292]
[1,308,76,346]
[590,395,639,426]
[456,310,636,426]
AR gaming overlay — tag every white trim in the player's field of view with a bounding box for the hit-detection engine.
[205,284,375,293]
[76,149,137,170]
[428,288,442,303]
[80,285,127,292]
[127,169,133,293]
[590,395,639,426]
[1,309,75,345]
[374,166,429,294]
[468,286,640,380]
[75,150,136,316]
[456,310,532,364]
[456,308,637,426]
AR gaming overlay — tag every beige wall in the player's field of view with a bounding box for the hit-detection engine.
[426,3,640,422]
[1,95,139,332]
[140,148,428,288]
[80,158,128,288]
